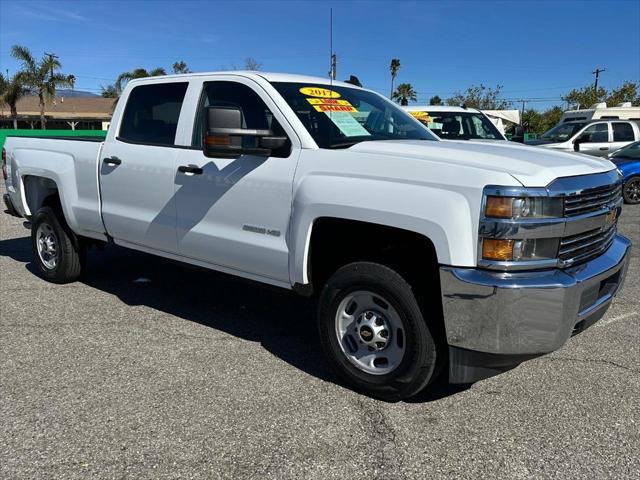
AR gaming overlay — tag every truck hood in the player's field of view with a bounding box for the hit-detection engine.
[349,139,614,187]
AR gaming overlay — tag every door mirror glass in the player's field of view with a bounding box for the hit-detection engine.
[204,105,286,158]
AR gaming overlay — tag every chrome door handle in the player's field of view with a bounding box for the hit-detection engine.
[178,165,203,175]
[103,156,122,166]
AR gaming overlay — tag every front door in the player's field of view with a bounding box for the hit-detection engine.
[174,80,299,284]
[100,81,189,253]
[577,122,611,156]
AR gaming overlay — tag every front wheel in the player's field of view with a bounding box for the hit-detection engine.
[623,175,640,204]
[31,206,85,283]
[318,262,440,401]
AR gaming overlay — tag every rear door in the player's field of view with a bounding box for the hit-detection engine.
[100,81,188,253]
[172,77,300,284]
[577,122,611,156]
[610,122,636,152]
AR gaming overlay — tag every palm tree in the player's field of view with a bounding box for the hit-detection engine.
[115,67,167,93]
[392,83,417,106]
[10,45,75,129]
[0,72,29,129]
[389,58,401,98]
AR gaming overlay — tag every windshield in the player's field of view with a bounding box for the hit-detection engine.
[408,110,503,140]
[611,141,640,159]
[540,122,588,142]
[272,82,437,148]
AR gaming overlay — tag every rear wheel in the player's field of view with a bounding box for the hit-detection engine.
[318,262,440,401]
[623,175,640,204]
[31,206,85,283]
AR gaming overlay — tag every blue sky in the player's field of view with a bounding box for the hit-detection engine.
[1,0,638,110]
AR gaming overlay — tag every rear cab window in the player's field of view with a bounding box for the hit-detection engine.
[118,82,189,146]
[613,122,635,142]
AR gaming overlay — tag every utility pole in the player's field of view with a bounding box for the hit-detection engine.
[592,67,605,92]
[519,99,527,122]
[328,8,336,80]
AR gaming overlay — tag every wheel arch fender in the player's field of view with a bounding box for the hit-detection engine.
[288,174,478,286]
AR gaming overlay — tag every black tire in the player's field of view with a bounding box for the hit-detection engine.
[31,206,85,283]
[622,175,640,204]
[318,262,440,401]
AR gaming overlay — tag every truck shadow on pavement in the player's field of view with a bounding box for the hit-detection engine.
[0,235,469,403]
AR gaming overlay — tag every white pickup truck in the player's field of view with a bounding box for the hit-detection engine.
[2,72,632,400]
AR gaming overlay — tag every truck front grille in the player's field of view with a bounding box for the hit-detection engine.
[563,183,622,217]
[559,223,617,267]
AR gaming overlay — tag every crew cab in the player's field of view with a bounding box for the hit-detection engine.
[527,119,640,157]
[2,72,631,400]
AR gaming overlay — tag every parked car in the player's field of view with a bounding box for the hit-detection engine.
[2,72,631,400]
[526,119,640,156]
[608,140,640,204]
[402,105,508,141]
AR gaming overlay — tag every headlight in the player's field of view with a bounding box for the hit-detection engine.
[485,196,564,219]
[481,238,559,262]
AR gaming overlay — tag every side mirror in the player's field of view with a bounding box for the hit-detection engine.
[573,133,590,152]
[512,125,525,143]
[203,105,287,158]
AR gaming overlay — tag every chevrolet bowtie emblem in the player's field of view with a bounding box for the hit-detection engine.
[605,209,617,226]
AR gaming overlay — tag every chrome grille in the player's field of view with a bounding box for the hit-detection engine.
[564,183,622,217]
[559,223,617,267]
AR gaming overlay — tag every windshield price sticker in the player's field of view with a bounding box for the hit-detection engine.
[306,98,352,106]
[299,87,341,98]
[325,111,371,137]
[409,111,432,123]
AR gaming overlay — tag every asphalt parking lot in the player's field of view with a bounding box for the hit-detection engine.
[1,188,638,480]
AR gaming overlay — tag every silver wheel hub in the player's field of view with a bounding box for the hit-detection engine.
[357,310,390,351]
[36,223,58,269]
[335,290,406,375]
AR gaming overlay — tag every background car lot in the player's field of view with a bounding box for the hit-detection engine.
[1,183,638,479]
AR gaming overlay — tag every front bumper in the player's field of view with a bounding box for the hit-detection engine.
[440,234,631,383]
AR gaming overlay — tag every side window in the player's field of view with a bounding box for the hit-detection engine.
[613,122,634,142]
[581,123,609,143]
[192,81,291,157]
[119,82,188,146]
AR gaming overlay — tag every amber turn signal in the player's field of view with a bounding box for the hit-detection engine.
[482,238,514,261]
[204,134,230,146]
[485,196,514,218]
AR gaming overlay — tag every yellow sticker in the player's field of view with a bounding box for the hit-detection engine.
[409,111,432,123]
[306,98,352,106]
[313,104,357,112]
[299,87,341,98]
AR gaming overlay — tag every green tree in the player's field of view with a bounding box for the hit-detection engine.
[172,61,191,74]
[606,81,639,106]
[541,106,563,132]
[446,84,511,109]
[0,72,29,129]
[10,45,75,129]
[392,83,417,106]
[115,67,167,93]
[562,85,607,109]
[389,58,401,98]
[100,84,119,98]
[429,95,442,106]
[522,109,544,134]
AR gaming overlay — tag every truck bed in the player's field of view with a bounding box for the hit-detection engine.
[3,136,106,240]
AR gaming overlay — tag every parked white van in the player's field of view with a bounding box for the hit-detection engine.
[560,102,640,123]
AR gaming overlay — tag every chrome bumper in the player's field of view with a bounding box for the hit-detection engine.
[440,234,631,381]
